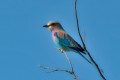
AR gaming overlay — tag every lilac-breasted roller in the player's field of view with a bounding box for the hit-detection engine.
[43,21,91,64]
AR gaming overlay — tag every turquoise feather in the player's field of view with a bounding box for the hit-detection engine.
[53,31,92,64]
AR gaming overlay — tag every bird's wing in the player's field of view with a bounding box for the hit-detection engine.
[54,30,85,53]
[54,31,92,64]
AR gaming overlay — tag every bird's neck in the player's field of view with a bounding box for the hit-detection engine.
[51,29,63,41]
[51,30,57,42]
[51,28,60,33]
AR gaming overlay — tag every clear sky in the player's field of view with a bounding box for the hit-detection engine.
[0,0,120,80]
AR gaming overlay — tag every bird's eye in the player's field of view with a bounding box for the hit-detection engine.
[51,23,55,26]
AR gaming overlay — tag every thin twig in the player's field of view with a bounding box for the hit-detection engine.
[64,52,74,72]
[74,0,86,50]
[63,52,79,80]
[74,0,106,80]
[83,32,86,44]
[85,50,106,80]
[39,66,71,73]
[39,52,79,80]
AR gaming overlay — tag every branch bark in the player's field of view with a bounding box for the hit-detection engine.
[74,0,106,80]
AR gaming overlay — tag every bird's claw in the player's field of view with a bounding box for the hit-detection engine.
[59,49,64,53]
[56,48,64,53]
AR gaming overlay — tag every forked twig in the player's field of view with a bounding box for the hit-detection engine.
[39,66,71,73]
[39,52,79,80]
[74,0,106,80]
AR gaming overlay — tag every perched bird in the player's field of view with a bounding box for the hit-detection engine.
[43,21,91,64]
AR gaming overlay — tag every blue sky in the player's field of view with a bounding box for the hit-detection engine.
[0,0,120,80]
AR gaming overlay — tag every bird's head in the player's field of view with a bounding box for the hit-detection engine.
[43,21,64,31]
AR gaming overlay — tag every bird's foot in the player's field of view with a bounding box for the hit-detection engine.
[58,49,64,53]
[56,48,64,53]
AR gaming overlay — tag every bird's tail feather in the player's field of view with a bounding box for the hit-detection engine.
[79,52,92,64]
[68,46,92,64]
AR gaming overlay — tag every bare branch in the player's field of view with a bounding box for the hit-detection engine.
[74,0,107,80]
[74,0,86,50]
[85,50,106,80]
[39,52,80,80]
[39,66,71,73]
[63,52,80,80]
[83,32,86,44]
[63,52,74,72]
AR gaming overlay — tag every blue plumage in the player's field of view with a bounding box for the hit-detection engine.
[54,31,91,64]
[44,21,91,64]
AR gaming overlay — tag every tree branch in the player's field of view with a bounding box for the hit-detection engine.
[39,52,80,80]
[63,52,79,80]
[74,0,106,80]
[74,0,86,50]
[39,65,71,73]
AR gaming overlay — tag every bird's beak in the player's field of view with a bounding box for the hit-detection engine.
[43,25,48,28]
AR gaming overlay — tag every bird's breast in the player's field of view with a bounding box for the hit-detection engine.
[52,31,57,42]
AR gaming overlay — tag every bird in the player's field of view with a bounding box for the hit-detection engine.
[43,21,91,64]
